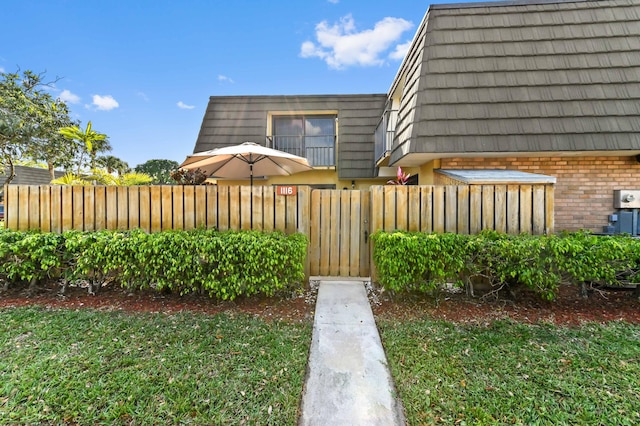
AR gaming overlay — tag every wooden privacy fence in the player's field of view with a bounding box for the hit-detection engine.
[4,183,554,277]
[3,185,309,234]
[371,184,554,236]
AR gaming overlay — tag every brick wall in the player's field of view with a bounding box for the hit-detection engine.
[440,156,640,232]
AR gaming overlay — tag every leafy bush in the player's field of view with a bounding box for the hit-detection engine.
[0,229,307,300]
[372,231,468,292]
[0,230,64,289]
[372,230,640,300]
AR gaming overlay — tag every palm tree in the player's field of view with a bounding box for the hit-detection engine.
[59,121,111,173]
[96,155,129,175]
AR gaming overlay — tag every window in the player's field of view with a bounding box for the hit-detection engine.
[272,115,336,167]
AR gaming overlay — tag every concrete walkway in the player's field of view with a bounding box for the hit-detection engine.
[299,280,405,426]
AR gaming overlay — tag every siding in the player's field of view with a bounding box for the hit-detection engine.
[193,95,386,179]
[390,0,640,163]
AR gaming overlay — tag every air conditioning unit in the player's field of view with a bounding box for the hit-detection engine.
[613,190,640,209]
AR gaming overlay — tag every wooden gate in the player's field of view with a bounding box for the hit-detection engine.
[308,190,370,277]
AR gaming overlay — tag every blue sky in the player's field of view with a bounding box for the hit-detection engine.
[1,0,456,169]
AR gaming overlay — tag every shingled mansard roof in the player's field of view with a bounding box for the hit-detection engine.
[390,0,640,166]
[193,94,387,179]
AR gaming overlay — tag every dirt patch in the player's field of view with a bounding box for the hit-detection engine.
[0,281,638,326]
[0,283,314,323]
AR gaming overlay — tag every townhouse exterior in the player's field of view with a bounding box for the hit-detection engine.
[191,0,640,232]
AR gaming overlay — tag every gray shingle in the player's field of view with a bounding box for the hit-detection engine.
[391,0,640,164]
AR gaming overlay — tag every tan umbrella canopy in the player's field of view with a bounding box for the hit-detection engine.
[179,142,313,186]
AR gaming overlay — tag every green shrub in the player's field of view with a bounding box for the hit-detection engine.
[371,231,468,292]
[372,230,640,300]
[0,229,307,300]
[0,231,64,287]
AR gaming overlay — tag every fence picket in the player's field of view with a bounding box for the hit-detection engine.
[50,186,62,233]
[339,190,351,277]
[161,186,172,231]
[39,186,51,232]
[445,185,457,233]
[494,185,507,233]
[349,191,361,277]
[139,186,151,232]
[433,186,445,233]
[420,186,433,233]
[329,191,341,273]
[82,186,94,232]
[469,185,482,234]
[383,186,395,231]
[61,186,73,232]
[481,186,494,231]
[194,186,206,229]
[457,185,470,234]
[128,186,140,231]
[520,185,533,235]
[171,186,183,230]
[27,186,39,230]
[507,185,520,234]
[408,186,420,232]
[310,190,321,275]
[183,185,195,230]
[319,191,331,276]
[545,185,555,234]
[149,186,161,232]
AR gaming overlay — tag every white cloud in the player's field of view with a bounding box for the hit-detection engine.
[177,101,195,110]
[300,14,413,69]
[218,75,234,83]
[0,66,4,73]
[136,91,149,102]
[91,94,119,111]
[389,40,412,60]
[327,0,339,3]
[59,89,81,104]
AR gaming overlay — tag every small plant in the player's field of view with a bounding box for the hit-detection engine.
[387,166,411,185]
[170,167,208,185]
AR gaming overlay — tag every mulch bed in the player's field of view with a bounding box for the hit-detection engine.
[0,281,638,326]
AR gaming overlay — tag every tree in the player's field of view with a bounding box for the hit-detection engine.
[59,121,111,173]
[24,99,80,180]
[135,159,180,184]
[96,155,130,175]
[0,70,74,184]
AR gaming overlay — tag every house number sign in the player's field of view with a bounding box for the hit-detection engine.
[277,185,297,196]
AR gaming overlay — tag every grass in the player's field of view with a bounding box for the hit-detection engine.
[379,319,640,425]
[0,307,311,425]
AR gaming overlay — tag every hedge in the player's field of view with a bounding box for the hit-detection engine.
[372,230,640,300]
[0,229,308,300]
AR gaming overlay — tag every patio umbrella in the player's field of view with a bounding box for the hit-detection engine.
[179,141,312,186]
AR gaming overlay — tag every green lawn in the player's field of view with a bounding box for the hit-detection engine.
[3,303,639,425]
[0,307,311,425]
[379,319,640,425]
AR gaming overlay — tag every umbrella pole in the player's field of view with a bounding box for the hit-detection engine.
[250,163,253,228]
